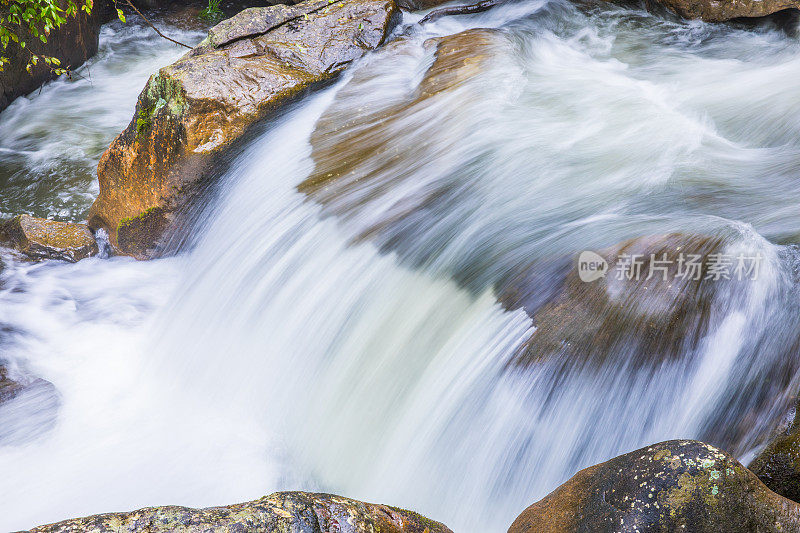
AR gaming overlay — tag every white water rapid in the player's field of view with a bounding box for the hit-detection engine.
[1,3,800,532]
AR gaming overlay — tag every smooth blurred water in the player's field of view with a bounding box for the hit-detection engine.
[1,2,800,532]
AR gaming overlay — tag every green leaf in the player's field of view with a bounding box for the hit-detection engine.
[116,8,125,22]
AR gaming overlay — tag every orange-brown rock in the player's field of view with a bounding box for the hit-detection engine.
[88,0,400,259]
[656,0,799,22]
[509,440,800,533]
[28,491,453,533]
[0,214,98,262]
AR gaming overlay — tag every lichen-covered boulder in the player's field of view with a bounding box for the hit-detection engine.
[750,399,800,503]
[509,440,800,533]
[499,233,734,368]
[655,0,800,22]
[0,214,98,262]
[28,491,453,532]
[88,0,400,259]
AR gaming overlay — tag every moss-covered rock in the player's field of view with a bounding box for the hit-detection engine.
[88,0,400,259]
[27,491,453,532]
[0,214,98,262]
[509,440,800,533]
[750,399,800,503]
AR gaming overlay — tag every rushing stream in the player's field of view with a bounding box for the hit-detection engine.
[1,2,800,532]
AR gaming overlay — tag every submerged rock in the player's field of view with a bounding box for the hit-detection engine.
[509,440,800,533]
[0,365,23,405]
[654,0,800,23]
[88,0,400,259]
[28,491,453,532]
[0,363,60,445]
[500,233,735,368]
[0,214,98,262]
[300,28,506,211]
[750,399,800,503]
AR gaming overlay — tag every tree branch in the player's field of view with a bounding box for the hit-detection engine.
[121,0,192,48]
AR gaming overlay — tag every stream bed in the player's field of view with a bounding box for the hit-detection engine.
[1,3,800,532]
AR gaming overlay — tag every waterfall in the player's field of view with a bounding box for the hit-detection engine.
[1,2,800,532]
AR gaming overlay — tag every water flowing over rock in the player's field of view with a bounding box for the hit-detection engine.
[750,399,800,503]
[27,491,453,532]
[88,0,400,259]
[509,440,800,532]
[654,0,800,22]
[395,0,454,11]
[500,233,738,368]
[0,364,59,445]
[300,28,506,216]
[0,214,98,262]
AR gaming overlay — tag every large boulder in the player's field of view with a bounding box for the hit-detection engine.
[28,491,453,532]
[0,214,98,262]
[655,0,800,22]
[509,440,800,533]
[87,0,400,258]
[499,233,733,368]
[750,399,800,503]
[0,0,107,112]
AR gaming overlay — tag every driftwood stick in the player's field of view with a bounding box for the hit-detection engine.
[121,0,193,48]
[419,0,507,24]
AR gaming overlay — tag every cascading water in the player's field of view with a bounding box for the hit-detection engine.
[1,2,800,532]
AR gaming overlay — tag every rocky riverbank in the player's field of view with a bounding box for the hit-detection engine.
[26,492,453,533]
[22,441,800,531]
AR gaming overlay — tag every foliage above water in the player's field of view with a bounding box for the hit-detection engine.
[1,0,92,74]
